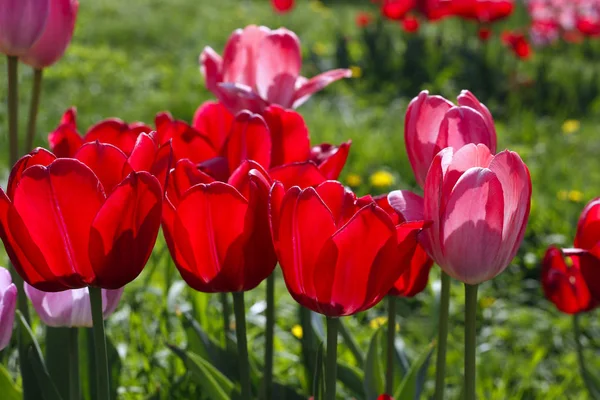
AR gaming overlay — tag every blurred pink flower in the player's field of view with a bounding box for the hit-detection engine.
[0,0,50,56]
[0,267,17,350]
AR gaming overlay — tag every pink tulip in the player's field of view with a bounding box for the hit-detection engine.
[404,90,497,188]
[20,0,78,69]
[0,0,50,56]
[417,144,530,284]
[25,283,123,327]
[0,267,17,350]
[200,25,352,114]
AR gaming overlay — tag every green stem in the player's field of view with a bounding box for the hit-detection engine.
[263,273,275,400]
[300,306,317,390]
[573,314,598,399]
[338,319,364,367]
[434,272,451,400]
[7,55,18,164]
[232,292,251,399]
[220,292,231,345]
[385,296,396,395]
[69,328,80,400]
[325,317,339,400]
[464,284,478,400]
[89,287,110,400]
[25,68,43,152]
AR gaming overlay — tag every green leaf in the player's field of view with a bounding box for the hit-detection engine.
[45,327,72,399]
[167,344,235,400]
[337,363,365,398]
[106,336,123,400]
[312,342,324,399]
[0,364,22,400]
[363,327,386,400]
[393,341,435,400]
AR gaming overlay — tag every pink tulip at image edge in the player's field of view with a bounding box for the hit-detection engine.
[0,0,49,56]
[0,267,17,351]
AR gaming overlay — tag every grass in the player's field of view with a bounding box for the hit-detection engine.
[1,0,600,399]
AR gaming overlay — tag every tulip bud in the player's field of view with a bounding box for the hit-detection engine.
[0,0,50,56]
[25,283,123,327]
[20,0,79,69]
[0,267,17,350]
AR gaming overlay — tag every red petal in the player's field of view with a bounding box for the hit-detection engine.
[312,141,351,180]
[48,123,84,158]
[7,148,56,200]
[199,47,224,94]
[225,111,271,173]
[74,142,130,195]
[263,105,310,168]
[269,161,328,189]
[292,69,352,108]
[192,100,234,152]
[228,160,271,199]
[89,172,162,288]
[167,159,215,207]
[314,180,358,227]
[389,244,433,297]
[160,120,218,164]
[84,119,151,156]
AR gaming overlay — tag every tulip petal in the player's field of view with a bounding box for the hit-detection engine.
[441,143,493,205]
[215,82,270,114]
[575,198,600,250]
[48,122,84,158]
[222,25,269,88]
[192,100,234,152]
[13,159,105,287]
[269,182,286,251]
[225,111,271,174]
[292,69,353,108]
[441,167,505,284]
[388,190,424,222]
[263,105,310,168]
[457,90,497,152]
[0,0,49,56]
[84,119,152,156]
[314,180,357,227]
[167,159,215,207]
[255,29,302,108]
[228,160,270,199]
[390,244,433,297]
[74,142,130,195]
[437,106,494,153]
[159,119,218,164]
[199,47,223,93]
[89,172,162,289]
[7,148,56,200]
[269,161,328,189]
[311,141,351,180]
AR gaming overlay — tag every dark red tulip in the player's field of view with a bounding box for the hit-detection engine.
[48,107,153,157]
[401,15,420,33]
[501,31,532,60]
[0,145,163,292]
[270,180,428,316]
[574,198,600,300]
[416,0,454,20]
[271,0,294,14]
[541,247,596,314]
[478,26,492,41]
[162,159,276,293]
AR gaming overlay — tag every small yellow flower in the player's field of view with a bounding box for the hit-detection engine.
[312,42,328,57]
[479,296,496,309]
[557,190,568,201]
[568,190,583,203]
[562,119,580,135]
[369,316,387,329]
[346,173,362,187]
[291,324,303,339]
[349,65,362,78]
[370,170,395,188]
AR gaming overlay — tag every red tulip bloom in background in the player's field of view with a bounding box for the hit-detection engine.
[0,0,49,56]
[162,160,276,293]
[402,15,421,32]
[501,31,532,59]
[49,108,153,157]
[478,26,492,40]
[420,144,531,284]
[270,180,428,316]
[271,0,294,13]
[541,247,597,314]
[0,144,164,292]
[356,11,374,28]
[573,198,600,300]
[381,0,415,20]
[404,90,497,188]
[200,25,352,114]
[20,0,78,69]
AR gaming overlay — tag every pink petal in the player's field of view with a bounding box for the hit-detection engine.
[387,190,424,222]
[292,69,353,109]
[436,106,495,154]
[199,47,223,93]
[216,82,269,115]
[222,25,270,88]
[0,0,49,56]
[457,90,497,152]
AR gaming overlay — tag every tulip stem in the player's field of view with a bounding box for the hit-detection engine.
[220,292,231,346]
[25,68,43,152]
[7,55,19,164]
[232,292,252,399]
[385,296,396,395]
[69,328,80,400]
[338,319,364,367]
[263,273,275,400]
[573,314,599,398]
[434,272,451,400]
[464,284,478,400]
[325,317,339,400]
[89,287,110,400]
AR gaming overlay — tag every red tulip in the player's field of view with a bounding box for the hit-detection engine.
[542,247,596,314]
[501,31,532,60]
[20,0,78,69]
[420,144,531,284]
[478,26,492,41]
[270,180,428,316]
[272,0,294,13]
[162,159,276,292]
[0,0,50,56]
[450,0,514,23]
[0,145,163,291]
[404,90,497,188]
[200,25,351,114]
[574,198,600,300]
[381,0,415,20]
[356,11,374,28]
[48,108,153,157]
[416,0,454,20]
[401,15,420,33]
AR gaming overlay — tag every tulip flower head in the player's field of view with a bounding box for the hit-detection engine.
[270,180,428,316]
[25,283,123,327]
[20,0,79,69]
[573,197,600,300]
[0,267,17,350]
[404,90,497,188]
[0,0,50,56]
[200,25,352,114]
[418,144,531,285]
[271,0,294,13]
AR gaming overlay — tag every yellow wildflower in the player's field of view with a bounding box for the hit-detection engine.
[369,316,387,329]
[346,173,362,187]
[350,65,362,78]
[291,324,303,339]
[479,296,496,309]
[370,170,395,188]
[568,190,583,203]
[557,190,568,201]
[562,119,580,135]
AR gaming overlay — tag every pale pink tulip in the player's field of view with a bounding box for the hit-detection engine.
[25,283,123,327]
[0,267,17,350]
[20,0,78,69]
[200,25,352,114]
[404,90,497,188]
[415,144,531,284]
[0,0,50,56]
